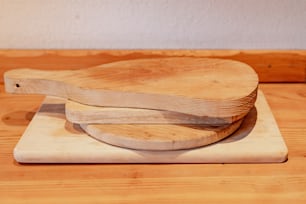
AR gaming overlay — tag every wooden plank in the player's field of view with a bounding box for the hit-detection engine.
[13,90,288,163]
[81,119,243,151]
[65,100,239,124]
[0,50,305,83]
[4,58,258,122]
[259,83,306,128]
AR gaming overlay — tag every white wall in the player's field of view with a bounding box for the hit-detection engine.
[0,0,305,49]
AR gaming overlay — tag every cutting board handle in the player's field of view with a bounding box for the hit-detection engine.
[3,57,258,120]
[4,68,70,97]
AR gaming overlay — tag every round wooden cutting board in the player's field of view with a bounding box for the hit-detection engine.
[4,57,258,123]
[80,118,243,151]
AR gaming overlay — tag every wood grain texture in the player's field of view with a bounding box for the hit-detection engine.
[4,57,258,123]
[0,83,305,203]
[12,90,287,162]
[0,50,305,83]
[65,100,235,124]
[0,50,306,203]
[81,119,243,150]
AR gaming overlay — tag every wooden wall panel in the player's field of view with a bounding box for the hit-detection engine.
[0,50,305,83]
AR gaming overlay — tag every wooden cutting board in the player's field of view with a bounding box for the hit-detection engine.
[65,100,239,125]
[4,57,258,124]
[81,119,243,151]
[13,90,288,163]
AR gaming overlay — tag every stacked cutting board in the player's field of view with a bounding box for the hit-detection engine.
[4,57,288,163]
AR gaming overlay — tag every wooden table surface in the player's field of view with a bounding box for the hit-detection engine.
[0,50,306,203]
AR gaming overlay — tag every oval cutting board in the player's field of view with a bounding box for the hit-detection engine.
[4,57,258,119]
[80,118,243,150]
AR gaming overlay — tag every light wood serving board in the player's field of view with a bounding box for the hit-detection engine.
[81,119,243,151]
[66,88,245,150]
[65,100,238,125]
[4,57,258,124]
[13,90,288,163]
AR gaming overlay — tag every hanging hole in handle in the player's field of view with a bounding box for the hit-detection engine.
[15,83,20,88]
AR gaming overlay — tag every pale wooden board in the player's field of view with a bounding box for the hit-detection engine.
[13,90,288,163]
[81,119,243,151]
[4,57,258,124]
[66,100,235,124]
